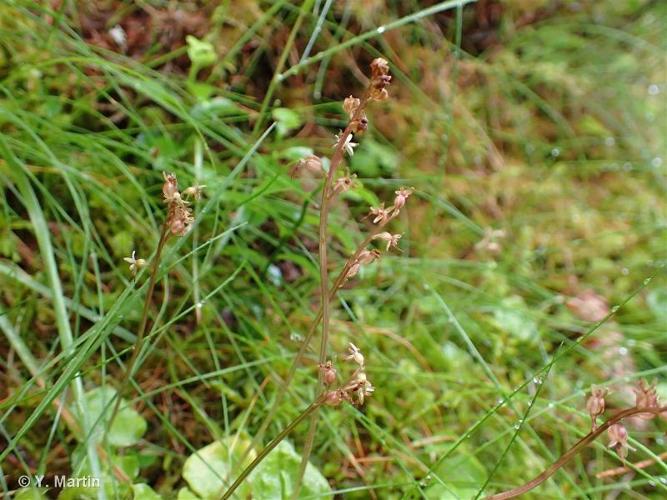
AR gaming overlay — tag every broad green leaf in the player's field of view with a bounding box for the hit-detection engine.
[132,483,163,500]
[182,436,256,499]
[85,387,147,447]
[250,440,332,499]
[425,453,486,499]
[176,488,200,500]
[492,296,538,342]
[272,108,302,137]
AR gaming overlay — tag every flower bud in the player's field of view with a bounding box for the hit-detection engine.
[608,423,631,459]
[586,386,607,430]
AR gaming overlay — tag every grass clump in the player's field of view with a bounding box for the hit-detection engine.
[1,1,666,499]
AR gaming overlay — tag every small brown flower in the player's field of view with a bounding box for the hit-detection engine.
[392,187,414,213]
[162,172,180,203]
[183,184,206,200]
[586,386,607,430]
[290,155,323,178]
[331,174,356,197]
[346,249,381,280]
[324,389,346,407]
[123,251,146,276]
[369,58,391,101]
[320,361,337,386]
[369,203,391,224]
[334,133,358,157]
[608,423,632,459]
[373,232,402,251]
[344,342,365,367]
[343,96,361,118]
[633,379,659,419]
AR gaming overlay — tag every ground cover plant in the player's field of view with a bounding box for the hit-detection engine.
[0,0,666,498]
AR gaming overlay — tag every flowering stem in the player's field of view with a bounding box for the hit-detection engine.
[221,398,324,500]
[246,201,397,468]
[107,223,170,435]
[485,405,667,499]
[294,96,372,497]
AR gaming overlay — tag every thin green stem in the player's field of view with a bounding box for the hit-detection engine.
[107,223,170,432]
[252,0,315,135]
[279,0,475,79]
[221,399,323,500]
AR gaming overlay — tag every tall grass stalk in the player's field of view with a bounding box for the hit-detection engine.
[6,152,106,499]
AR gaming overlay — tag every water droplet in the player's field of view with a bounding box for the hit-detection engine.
[622,162,632,172]
[605,137,616,147]
[621,267,629,275]
[513,423,521,430]
[648,84,660,95]
[290,332,304,343]
[550,148,560,157]
[532,376,543,385]
[660,477,667,485]
[618,346,628,356]
[655,436,665,445]
[496,398,504,405]
[648,480,656,487]
[548,402,555,409]
[611,305,620,313]
[376,25,386,34]
[196,301,204,309]
[652,157,663,168]
[644,277,652,285]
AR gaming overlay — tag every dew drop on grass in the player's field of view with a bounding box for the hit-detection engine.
[548,402,555,409]
[618,347,628,356]
[533,376,543,385]
[621,267,629,275]
[660,477,667,485]
[605,137,615,147]
[652,157,663,168]
[648,84,660,95]
[377,25,386,34]
[644,277,652,285]
[611,305,620,313]
[550,147,560,157]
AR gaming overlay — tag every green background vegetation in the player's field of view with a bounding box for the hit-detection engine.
[1,0,666,498]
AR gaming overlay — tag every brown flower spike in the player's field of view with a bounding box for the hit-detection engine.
[162,172,195,236]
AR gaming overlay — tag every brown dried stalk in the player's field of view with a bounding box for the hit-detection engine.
[485,405,667,499]
[596,451,667,479]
